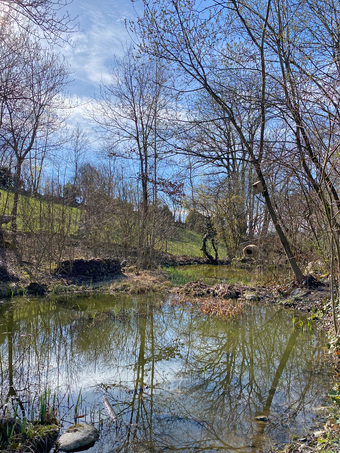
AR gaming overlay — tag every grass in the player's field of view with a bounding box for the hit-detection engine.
[0,189,80,235]
[0,190,200,257]
[110,270,172,294]
[164,266,216,286]
[166,228,203,257]
[0,389,59,453]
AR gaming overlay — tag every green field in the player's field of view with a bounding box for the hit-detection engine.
[166,228,202,257]
[0,189,80,235]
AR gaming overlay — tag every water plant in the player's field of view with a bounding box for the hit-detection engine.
[74,389,83,422]
[37,389,58,425]
[299,319,304,331]
[308,315,314,333]
[0,390,59,452]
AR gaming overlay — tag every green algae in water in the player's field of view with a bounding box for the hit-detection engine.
[164,264,282,285]
[0,294,332,452]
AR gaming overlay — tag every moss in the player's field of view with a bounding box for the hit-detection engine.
[1,419,58,453]
[66,423,83,430]
[24,423,58,452]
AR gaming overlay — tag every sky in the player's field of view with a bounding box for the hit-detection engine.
[45,0,144,162]
[63,0,140,100]
[40,0,143,177]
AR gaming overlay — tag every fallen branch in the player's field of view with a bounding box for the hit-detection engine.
[103,396,117,422]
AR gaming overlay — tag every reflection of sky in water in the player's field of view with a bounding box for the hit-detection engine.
[0,294,332,452]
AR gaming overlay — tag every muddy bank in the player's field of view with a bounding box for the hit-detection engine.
[54,258,122,281]
[170,277,333,328]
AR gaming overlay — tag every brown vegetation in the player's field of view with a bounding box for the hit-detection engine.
[109,269,171,294]
[172,281,245,318]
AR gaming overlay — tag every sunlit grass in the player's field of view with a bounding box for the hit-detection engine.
[163,266,216,285]
[0,189,80,235]
[165,228,202,257]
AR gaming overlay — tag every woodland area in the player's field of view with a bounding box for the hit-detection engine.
[0,0,339,286]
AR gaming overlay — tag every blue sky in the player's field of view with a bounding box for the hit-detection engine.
[43,1,142,175]
[63,0,140,98]
[54,0,143,145]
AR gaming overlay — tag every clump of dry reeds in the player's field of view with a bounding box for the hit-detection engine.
[172,281,245,318]
[110,270,171,294]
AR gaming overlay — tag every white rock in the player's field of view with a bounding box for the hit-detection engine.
[58,424,99,452]
[298,446,313,452]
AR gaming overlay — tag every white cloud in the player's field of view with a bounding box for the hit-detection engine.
[61,0,138,96]
[60,94,100,137]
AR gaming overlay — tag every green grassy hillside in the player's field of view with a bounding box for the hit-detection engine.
[0,189,80,235]
[166,228,202,257]
[0,189,205,258]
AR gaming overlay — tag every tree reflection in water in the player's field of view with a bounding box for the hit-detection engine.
[0,295,331,452]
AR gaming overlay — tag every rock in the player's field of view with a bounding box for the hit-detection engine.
[291,288,310,299]
[313,430,325,438]
[57,424,99,452]
[298,446,313,452]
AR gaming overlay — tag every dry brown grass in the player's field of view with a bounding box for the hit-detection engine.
[109,269,171,294]
[171,280,245,318]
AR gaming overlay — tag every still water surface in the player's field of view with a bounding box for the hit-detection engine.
[0,293,332,452]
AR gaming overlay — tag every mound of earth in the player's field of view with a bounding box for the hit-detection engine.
[55,258,122,281]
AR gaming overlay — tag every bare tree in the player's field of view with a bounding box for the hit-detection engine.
[0,0,74,41]
[0,27,69,241]
[93,48,174,268]
[134,0,305,281]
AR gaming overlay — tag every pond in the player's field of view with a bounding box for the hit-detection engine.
[0,292,333,452]
[164,264,289,286]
